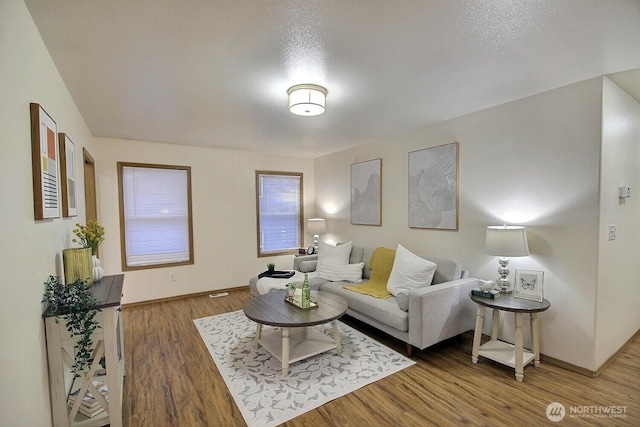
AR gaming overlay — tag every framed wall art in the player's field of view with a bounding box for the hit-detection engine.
[350,158,381,226]
[514,269,544,302]
[30,103,60,220]
[58,133,77,217]
[408,142,458,230]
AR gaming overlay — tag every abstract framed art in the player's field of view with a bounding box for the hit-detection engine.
[30,103,60,220]
[350,158,382,226]
[408,142,458,230]
[58,133,77,217]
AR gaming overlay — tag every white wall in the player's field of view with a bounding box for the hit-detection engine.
[94,138,315,304]
[596,78,640,367]
[0,1,95,425]
[315,78,609,370]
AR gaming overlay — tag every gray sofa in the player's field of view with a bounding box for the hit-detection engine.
[249,244,479,356]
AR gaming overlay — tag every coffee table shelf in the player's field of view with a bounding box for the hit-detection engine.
[259,325,339,365]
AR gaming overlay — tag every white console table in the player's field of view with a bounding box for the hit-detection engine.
[44,274,125,427]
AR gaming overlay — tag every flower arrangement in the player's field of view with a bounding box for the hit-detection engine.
[73,220,105,255]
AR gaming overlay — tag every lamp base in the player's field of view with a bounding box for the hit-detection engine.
[313,234,319,251]
[497,257,512,293]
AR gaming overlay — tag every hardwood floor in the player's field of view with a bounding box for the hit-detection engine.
[122,289,639,426]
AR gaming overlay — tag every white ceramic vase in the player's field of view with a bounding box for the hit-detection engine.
[92,255,105,282]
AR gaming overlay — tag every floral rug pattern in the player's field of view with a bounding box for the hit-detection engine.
[193,310,414,427]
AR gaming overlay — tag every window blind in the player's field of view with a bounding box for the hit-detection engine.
[121,165,192,267]
[258,173,302,255]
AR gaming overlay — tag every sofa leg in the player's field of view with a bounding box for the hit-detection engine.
[407,343,413,357]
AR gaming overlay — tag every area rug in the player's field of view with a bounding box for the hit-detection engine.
[193,310,415,427]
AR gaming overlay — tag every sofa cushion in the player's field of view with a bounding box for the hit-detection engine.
[387,244,437,297]
[316,261,364,283]
[423,256,463,284]
[318,240,352,265]
[320,281,408,332]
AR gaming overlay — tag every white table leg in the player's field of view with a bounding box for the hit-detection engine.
[332,320,341,354]
[472,306,484,364]
[514,313,524,382]
[255,323,262,348]
[282,328,290,375]
[491,309,500,341]
[531,313,541,367]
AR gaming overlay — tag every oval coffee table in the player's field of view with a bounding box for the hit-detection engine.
[243,290,348,375]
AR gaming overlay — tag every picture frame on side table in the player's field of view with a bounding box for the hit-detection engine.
[408,142,458,230]
[350,158,382,226]
[58,133,77,217]
[513,269,544,302]
[30,103,61,220]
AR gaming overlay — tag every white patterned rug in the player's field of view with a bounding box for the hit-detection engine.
[194,310,415,427]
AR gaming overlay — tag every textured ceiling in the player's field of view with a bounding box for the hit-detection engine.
[24,0,640,158]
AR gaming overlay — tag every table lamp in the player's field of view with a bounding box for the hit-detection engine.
[485,225,529,293]
[307,218,326,249]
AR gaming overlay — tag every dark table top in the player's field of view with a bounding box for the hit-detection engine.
[43,274,124,317]
[243,290,348,327]
[470,292,551,313]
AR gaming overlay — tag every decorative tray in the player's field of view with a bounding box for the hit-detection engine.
[284,294,318,309]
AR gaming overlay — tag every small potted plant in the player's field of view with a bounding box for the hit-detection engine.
[267,262,276,273]
[42,275,100,378]
[72,220,106,281]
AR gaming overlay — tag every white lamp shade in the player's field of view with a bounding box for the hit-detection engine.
[288,84,327,116]
[485,225,529,257]
[307,218,326,235]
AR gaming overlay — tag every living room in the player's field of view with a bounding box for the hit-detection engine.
[2,1,639,426]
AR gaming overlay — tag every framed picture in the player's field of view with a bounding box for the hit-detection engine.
[514,269,544,302]
[58,133,77,217]
[30,103,60,220]
[350,158,381,226]
[408,142,458,230]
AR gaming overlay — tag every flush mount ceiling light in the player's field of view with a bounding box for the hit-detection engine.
[287,84,327,116]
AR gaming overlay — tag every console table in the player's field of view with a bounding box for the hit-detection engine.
[44,274,125,427]
[470,293,550,382]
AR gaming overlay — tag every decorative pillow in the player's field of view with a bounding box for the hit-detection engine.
[316,261,364,283]
[396,290,410,311]
[318,240,352,265]
[387,244,437,297]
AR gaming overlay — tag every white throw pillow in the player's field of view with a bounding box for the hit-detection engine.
[387,244,437,297]
[318,240,352,265]
[315,261,364,283]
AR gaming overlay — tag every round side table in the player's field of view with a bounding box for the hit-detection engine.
[470,293,551,382]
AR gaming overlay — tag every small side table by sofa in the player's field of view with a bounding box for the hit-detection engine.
[470,293,550,382]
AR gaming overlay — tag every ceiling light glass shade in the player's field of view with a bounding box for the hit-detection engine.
[288,84,327,116]
[485,225,529,257]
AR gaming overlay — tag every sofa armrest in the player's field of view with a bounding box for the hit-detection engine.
[407,277,480,350]
[293,254,318,273]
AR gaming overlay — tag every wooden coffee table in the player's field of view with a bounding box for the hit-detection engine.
[243,290,348,375]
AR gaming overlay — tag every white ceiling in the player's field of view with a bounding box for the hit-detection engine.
[25,0,640,158]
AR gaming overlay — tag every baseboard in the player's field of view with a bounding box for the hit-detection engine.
[122,285,249,308]
[542,329,640,378]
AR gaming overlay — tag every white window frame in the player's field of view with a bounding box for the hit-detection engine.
[117,162,194,270]
[256,171,303,257]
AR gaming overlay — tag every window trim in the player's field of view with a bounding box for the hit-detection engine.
[255,170,304,258]
[117,162,194,271]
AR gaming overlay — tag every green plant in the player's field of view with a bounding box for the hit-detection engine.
[72,220,105,255]
[267,262,275,271]
[42,275,100,377]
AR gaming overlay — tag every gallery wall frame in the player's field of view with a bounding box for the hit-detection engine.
[408,142,458,230]
[58,133,77,217]
[30,103,60,220]
[350,158,382,226]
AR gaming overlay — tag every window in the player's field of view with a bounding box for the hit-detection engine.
[256,171,303,257]
[118,162,194,270]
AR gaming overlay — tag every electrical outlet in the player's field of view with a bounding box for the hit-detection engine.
[608,225,616,241]
[170,273,176,282]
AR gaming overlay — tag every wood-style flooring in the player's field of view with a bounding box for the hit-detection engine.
[122,288,639,426]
